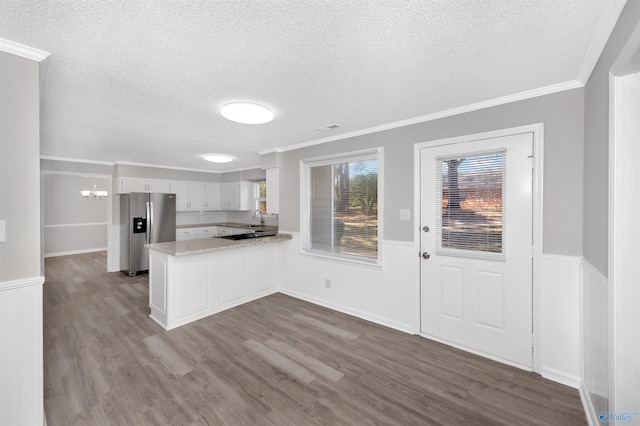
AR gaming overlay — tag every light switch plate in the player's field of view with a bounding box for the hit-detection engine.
[0,220,5,242]
[399,209,411,221]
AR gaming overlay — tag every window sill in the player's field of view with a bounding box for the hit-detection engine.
[299,248,383,270]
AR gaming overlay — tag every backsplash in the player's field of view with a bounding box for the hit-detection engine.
[176,210,278,227]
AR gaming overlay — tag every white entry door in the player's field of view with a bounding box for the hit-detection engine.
[420,132,533,367]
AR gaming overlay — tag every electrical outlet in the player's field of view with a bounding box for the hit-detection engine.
[325,279,331,289]
[0,220,5,243]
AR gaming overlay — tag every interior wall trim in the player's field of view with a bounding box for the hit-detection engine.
[0,37,50,62]
[278,288,414,335]
[580,381,599,426]
[0,276,45,292]
[260,83,576,155]
[576,0,628,84]
[44,248,107,259]
[44,222,108,229]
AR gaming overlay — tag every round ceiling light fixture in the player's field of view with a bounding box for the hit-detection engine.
[203,154,233,163]
[220,102,274,124]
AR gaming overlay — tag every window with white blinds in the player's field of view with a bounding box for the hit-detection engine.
[436,150,506,261]
[301,149,381,265]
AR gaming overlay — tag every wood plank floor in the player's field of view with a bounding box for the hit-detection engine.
[43,252,586,425]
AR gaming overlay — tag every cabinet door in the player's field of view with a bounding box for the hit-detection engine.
[221,182,238,210]
[172,181,190,210]
[196,226,217,239]
[238,181,254,211]
[120,177,148,193]
[204,183,221,210]
[176,228,197,241]
[149,179,171,193]
[188,182,206,210]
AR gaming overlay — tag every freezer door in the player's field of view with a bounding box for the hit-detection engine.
[129,193,150,274]
[149,193,176,244]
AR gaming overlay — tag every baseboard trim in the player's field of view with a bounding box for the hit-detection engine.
[420,331,534,372]
[44,247,107,258]
[278,288,415,335]
[540,366,581,389]
[580,381,599,426]
[0,276,45,291]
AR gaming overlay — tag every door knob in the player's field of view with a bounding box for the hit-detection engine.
[422,252,430,260]
[422,226,430,232]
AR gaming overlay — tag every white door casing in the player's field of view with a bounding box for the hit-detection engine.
[419,132,534,368]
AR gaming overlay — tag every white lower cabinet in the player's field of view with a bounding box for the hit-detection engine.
[175,228,197,241]
[176,225,249,241]
[148,242,285,330]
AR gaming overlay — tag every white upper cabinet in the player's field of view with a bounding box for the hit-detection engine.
[173,181,221,211]
[203,183,221,210]
[119,176,245,211]
[221,181,253,210]
[187,182,206,210]
[118,177,171,194]
[172,181,191,210]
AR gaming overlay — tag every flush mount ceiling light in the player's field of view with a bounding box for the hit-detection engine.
[203,154,233,163]
[220,102,274,124]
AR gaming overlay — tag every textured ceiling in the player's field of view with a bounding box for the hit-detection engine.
[0,0,627,172]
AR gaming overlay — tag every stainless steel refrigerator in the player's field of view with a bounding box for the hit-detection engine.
[120,193,176,276]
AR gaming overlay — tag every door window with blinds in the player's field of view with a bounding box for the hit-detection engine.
[301,149,382,265]
[436,150,506,261]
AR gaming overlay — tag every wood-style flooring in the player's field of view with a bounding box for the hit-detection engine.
[43,252,586,425]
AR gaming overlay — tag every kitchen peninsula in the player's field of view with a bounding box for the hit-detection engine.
[146,232,292,330]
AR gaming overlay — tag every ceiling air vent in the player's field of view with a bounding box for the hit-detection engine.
[316,123,341,132]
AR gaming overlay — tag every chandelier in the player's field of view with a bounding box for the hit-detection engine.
[80,177,108,199]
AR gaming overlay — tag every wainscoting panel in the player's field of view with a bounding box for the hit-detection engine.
[279,234,416,333]
[581,258,609,424]
[0,276,44,426]
[539,255,582,388]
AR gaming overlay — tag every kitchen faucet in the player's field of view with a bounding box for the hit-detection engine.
[253,209,264,225]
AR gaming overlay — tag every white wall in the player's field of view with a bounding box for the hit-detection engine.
[279,234,416,333]
[581,259,609,423]
[0,49,45,425]
[540,255,582,387]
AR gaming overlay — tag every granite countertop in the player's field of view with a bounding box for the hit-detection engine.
[147,233,292,256]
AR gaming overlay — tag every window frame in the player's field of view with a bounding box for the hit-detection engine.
[253,179,276,217]
[300,148,384,267]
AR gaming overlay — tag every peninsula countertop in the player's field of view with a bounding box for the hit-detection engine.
[147,233,292,256]
[175,222,277,231]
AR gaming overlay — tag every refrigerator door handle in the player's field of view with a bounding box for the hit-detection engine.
[149,201,155,244]
[146,201,151,245]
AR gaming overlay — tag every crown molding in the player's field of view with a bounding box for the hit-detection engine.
[265,79,583,154]
[40,155,115,166]
[0,38,50,62]
[115,160,224,174]
[576,0,628,84]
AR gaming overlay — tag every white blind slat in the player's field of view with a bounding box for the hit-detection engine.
[435,150,506,260]
[308,156,378,261]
